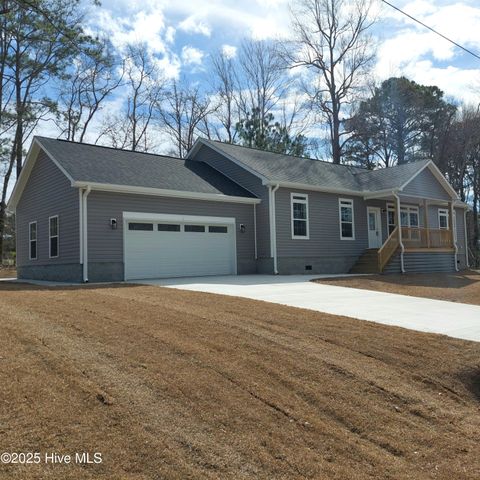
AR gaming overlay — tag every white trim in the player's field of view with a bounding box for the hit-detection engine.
[399,161,459,200]
[267,180,366,197]
[253,203,258,260]
[393,192,405,273]
[290,192,309,240]
[268,185,279,274]
[122,212,236,224]
[82,187,91,282]
[72,181,260,204]
[464,209,470,268]
[449,202,459,272]
[7,138,75,211]
[48,215,59,258]
[78,189,83,264]
[438,208,449,230]
[28,221,37,261]
[366,206,382,249]
[339,198,355,240]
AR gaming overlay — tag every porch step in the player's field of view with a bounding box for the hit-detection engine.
[349,249,380,274]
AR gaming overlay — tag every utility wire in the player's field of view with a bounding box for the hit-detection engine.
[381,0,480,62]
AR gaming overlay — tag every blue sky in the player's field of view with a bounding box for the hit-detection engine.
[79,0,480,102]
[33,0,480,146]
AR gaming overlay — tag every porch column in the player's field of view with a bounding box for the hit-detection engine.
[393,192,405,273]
[449,201,459,271]
[423,199,430,248]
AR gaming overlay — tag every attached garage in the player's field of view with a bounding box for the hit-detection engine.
[123,213,237,280]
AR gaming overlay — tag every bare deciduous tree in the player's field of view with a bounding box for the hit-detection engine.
[158,79,215,158]
[57,39,124,143]
[97,44,163,152]
[286,0,375,163]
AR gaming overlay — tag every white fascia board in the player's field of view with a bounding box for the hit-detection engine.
[399,161,459,199]
[72,181,261,204]
[264,181,366,197]
[123,212,236,224]
[7,137,76,212]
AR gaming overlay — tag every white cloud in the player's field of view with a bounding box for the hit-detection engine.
[178,15,212,37]
[181,46,204,65]
[221,44,237,59]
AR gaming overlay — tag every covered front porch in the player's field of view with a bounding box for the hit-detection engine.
[363,192,458,273]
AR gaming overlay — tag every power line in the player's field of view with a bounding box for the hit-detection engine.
[381,0,480,62]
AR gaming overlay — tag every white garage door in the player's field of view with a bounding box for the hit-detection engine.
[124,213,236,280]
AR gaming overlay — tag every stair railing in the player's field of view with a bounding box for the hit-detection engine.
[378,226,399,272]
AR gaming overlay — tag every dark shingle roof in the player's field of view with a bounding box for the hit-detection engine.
[36,137,256,198]
[202,139,431,193]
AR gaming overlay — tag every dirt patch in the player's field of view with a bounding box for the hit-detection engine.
[314,270,480,306]
[0,282,479,479]
[0,267,16,278]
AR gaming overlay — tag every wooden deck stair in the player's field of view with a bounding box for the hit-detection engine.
[349,248,381,274]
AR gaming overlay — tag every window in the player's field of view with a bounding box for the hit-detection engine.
[209,226,228,233]
[387,204,396,235]
[128,222,153,231]
[29,222,37,260]
[291,193,309,239]
[438,209,449,229]
[184,225,205,232]
[339,199,355,240]
[158,224,180,232]
[49,216,59,258]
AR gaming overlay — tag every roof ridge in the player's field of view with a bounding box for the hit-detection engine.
[35,136,185,161]
[204,138,368,171]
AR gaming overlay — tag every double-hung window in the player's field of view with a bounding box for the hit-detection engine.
[49,216,59,258]
[29,222,37,260]
[291,193,309,239]
[339,199,355,240]
[438,209,449,229]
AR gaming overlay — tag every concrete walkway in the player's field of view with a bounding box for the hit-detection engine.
[136,275,480,342]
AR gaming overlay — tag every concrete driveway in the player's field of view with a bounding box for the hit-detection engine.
[134,275,480,342]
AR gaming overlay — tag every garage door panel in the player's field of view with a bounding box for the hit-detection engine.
[124,218,236,280]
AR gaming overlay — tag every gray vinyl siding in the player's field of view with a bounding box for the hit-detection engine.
[87,191,256,275]
[192,144,271,258]
[16,150,79,267]
[402,168,451,200]
[274,188,369,258]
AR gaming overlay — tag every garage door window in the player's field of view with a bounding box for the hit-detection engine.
[185,225,205,232]
[209,226,228,233]
[128,222,153,231]
[158,224,181,232]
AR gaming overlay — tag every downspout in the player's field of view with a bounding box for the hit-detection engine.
[269,184,280,274]
[464,208,470,268]
[393,192,405,273]
[450,202,459,272]
[253,203,258,260]
[82,186,91,282]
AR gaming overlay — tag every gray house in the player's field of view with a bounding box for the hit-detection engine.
[7,136,469,282]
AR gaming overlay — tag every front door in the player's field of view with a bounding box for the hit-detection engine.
[367,207,382,248]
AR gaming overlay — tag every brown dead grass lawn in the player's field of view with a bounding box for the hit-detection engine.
[0,267,16,278]
[314,270,480,306]
[0,282,479,480]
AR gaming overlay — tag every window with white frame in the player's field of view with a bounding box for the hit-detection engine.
[291,193,309,238]
[387,204,396,235]
[400,206,419,227]
[438,208,449,229]
[339,198,355,240]
[49,216,59,258]
[29,221,37,260]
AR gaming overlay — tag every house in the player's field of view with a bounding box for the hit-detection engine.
[7,136,469,282]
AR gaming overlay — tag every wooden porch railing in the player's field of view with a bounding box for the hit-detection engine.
[401,227,453,249]
[378,226,399,272]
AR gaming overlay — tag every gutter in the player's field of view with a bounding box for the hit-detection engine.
[81,186,91,282]
[392,191,405,273]
[269,184,280,274]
